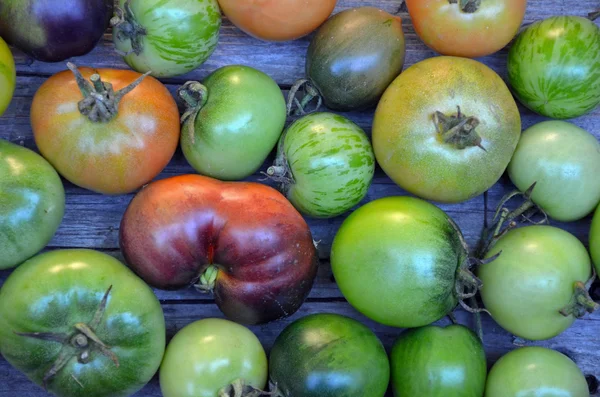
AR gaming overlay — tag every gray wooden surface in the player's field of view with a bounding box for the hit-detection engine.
[1,0,599,395]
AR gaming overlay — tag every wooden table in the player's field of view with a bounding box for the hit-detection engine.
[1,1,599,395]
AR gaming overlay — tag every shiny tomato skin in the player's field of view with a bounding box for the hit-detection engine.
[485,347,589,397]
[160,318,267,397]
[218,0,337,42]
[406,0,526,58]
[592,206,600,273]
[31,67,180,195]
[0,36,15,116]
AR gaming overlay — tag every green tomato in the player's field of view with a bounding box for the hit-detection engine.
[0,249,166,397]
[591,206,600,273]
[480,225,593,341]
[485,347,589,397]
[0,36,15,116]
[508,16,600,119]
[269,313,390,397]
[160,318,268,397]
[508,121,600,222]
[180,65,287,180]
[331,196,470,328]
[113,0,221,78]
[391,325,487,397]
[268,112,375,218]
[0,139,65,270]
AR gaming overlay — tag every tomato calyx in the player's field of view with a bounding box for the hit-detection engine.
[286,79,323,116]
[559,273,600,318]
[218,379,276,397]
[194,265,220,293]
[589,10,599,21]
[111,0,147,56]
[178,81,210,145]
[433,106,485,151]
[448,0,482,13]
[15,286,119,390]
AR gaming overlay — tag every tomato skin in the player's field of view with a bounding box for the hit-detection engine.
[479,226,592,341]
[373,56,521,203]
[485,347,589,397]
[0,140,65,270]
[406,0,526,58]
[0,36,15,116]
[331,196,467,328]
[591,206,600,273]
[0,249,166,397]
[508,16,600,119]
[269,313,390,397]
[31,67,180,195]
[218,0,336,42]
[160,318,267,397]
[391,325,487,397]
[508,121,600,222]
[181,65,286,181]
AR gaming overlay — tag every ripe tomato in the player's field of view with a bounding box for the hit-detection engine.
[0,36,15,116]
[31,65,180,195]
[160,318,267,397]
[218,0,337,42]
[406,0,526,58]
[592,206,600,273]
[479,226,594,341]
[485,347,589,397]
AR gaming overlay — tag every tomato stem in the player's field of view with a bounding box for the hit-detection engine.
[589,10,600,21]
[195,265,219,293]
[287,79,323,116]
[433,106,485,151]
[559,273,600,318]
[449,0,481,13]
[178,81,210,145]
[218,379,272,397]
[111,0,147,56]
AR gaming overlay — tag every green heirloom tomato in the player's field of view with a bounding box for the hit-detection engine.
[0,249,166,397]
[179,65,286,180]
[373,56,521,203]
[508,16,600,119]
[269,313,390,397]
[113,0,221,78]
[391,325,487,397]
[0,36,15,116]
[267,112,375,218]
[591,206,600,273]
[479,226,595,341]
[508,121,600,222]
[485,347,589,397]
[160,318,267,397]
[331,196,475,328]
[0,139,65,270]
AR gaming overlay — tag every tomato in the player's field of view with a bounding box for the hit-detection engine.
[267,113,375,218]
[160,318,267,397]
[269,313,389,397]
[331,196,474,328]
[406,0,526,58]
[31,64,180,195]
[485,347,589,397]
[0,140,65,270]
[0,249,166,397]
[479,226,594,341]
[113,0,221,78]
[391,325,487,396]
[298,7,405,112]
[180,65,286,181]
[508,16,600,119]
[218,0,336,42]
[591,206,600,273]
[0,36,15,116]
[120,174,318,325]
[508,121,600,222]
[373,56,521,203]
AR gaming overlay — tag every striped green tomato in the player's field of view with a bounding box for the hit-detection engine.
[113,0,221,78]
[268,113,375,218]
[508,16,600,119]
[0,36,15,116]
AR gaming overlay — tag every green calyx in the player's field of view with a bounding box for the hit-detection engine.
[449,0,482,13]
[178,81,210,145]
[589,10,599,21]
[15,286,118,390]
[218,379,272,397]
[559,278,600,318]
[195,265,219,293]
[286,79,323,116]
[433,106,485,150]
[111,0,147,56]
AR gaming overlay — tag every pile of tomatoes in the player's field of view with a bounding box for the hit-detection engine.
[0,0,599,396]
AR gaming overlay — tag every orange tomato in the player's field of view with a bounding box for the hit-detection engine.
[31,66,180,195]
[406,0,527,58]
[218,0,337,42]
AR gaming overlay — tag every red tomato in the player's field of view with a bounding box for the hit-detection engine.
[405,0,527,58]
[31,65,180,195]
[218,0,337,42]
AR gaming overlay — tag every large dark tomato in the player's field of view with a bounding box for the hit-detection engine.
[218,0,337,42]
[31,64,180,195]
[269,313,390,397]
[391,325,487,396]
[0,249,166,397]
[406,0,526,58]
[119,174,318,325]
[0,0,113,62]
